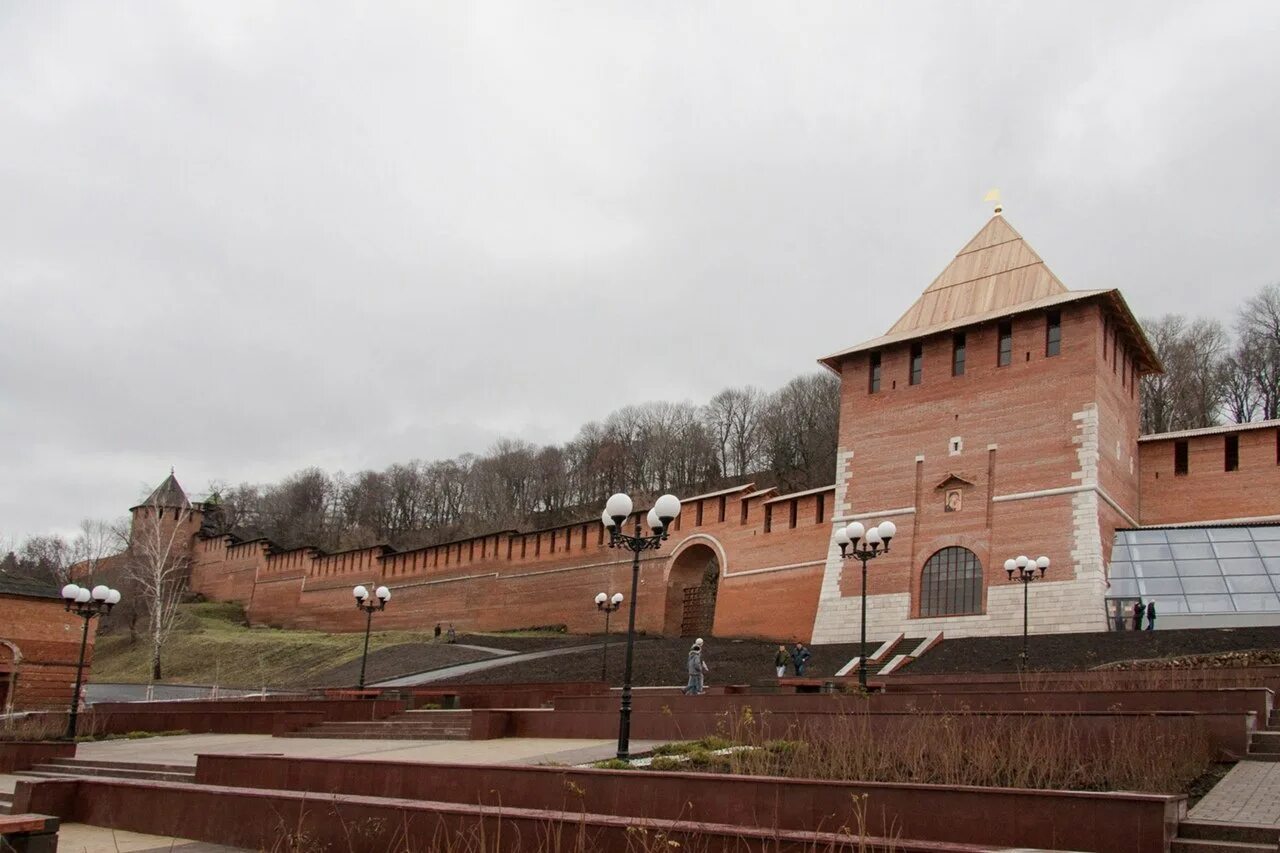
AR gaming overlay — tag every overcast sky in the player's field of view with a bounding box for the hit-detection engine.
[3,2,1279,540]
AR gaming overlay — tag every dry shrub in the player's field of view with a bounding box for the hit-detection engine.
[712,707,1213,793]
[0,710,103,742]
[262,794,900,852]
[1017,666,1273,691]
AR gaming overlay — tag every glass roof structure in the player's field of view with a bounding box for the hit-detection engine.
[1107,526,1280,614]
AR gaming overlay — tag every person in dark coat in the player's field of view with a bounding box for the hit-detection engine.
[1132,601,1144,631]
[791,642,812,676]
[1145,601,1156,630]
[434,623,442,639]
[774,645,789,678]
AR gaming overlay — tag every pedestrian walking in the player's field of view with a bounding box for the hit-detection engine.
[446,624,457,644]
[1131,601,1143,631]
[791,642,811,677]
[774,645,789,678]
[434,623,441,639]
[682,638,708,695]
[1145,601,1157,631]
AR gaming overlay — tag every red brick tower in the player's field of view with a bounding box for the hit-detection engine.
[812,212,1158,641]
[128,471,202,569]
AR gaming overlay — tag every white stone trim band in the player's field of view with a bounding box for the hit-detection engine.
[992,484,1140,528]
[833,506,917,523]
[723,560,827,579]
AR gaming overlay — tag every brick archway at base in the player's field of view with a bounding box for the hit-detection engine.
[663,543,720,637]
[0,639,20,717]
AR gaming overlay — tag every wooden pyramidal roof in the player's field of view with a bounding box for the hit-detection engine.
[819,213,1160,372]
[889,214,1066,334]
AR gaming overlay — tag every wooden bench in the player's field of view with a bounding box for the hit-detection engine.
[0,814,59,853]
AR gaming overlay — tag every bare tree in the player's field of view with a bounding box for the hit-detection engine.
[704,387,764,479]
[1140,315,1227,432]
[126,498,192,681]
[1237,282,1280,420]
[1221,347,1262,424]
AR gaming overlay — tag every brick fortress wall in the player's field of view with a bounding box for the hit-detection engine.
[186,484,833,641]
[155,214,1280,642]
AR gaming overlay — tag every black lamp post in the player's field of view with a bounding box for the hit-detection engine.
[601,491,681,762]
[594,591,624,682]
[353,584,391,689]
[60,582,121,740]
[1004,555,1050,665]
[835,519,896,689]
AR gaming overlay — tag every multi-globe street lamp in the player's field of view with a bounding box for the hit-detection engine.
[60,582,122,740]
[594,591,624,682]
[1004,555,1050,665]
[835,519,897,689]
[352,584,391,690]
[600,491,681,761]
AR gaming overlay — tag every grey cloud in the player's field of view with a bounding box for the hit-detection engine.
[3,1,1278,537]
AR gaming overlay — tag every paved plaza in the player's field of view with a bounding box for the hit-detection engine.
[1189,760,1280,826]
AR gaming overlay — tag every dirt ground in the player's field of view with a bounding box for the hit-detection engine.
[900,625,1280,674]
[308,642,495,686]
[439,636,875,687]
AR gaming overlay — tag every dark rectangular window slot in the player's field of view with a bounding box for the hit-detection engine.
[1045,311,1061,357]
[909,342,923,386]
[868,352,881,393]
[764,506,772,533]
[695,501,703,526]
[718,495,726,523]
[789,500,798,529]
[952,333,966,376]
[1226,435,1239,472]
[740,499,748,524]
[816,493,825,524]
[1174,440,1189,476]
[998,321,1012,366]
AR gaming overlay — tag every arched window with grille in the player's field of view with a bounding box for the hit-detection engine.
[920,546,984,617]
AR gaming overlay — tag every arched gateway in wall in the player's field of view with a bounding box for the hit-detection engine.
[664,542,720,637]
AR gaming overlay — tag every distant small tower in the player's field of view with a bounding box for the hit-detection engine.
[128,471,203,564]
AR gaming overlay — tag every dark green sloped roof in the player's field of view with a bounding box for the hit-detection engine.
[0,572,61,599]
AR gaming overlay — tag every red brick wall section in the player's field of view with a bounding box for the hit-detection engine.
[0,594,96,712]
[187,754,1183,853]
[1140,427,1280,525]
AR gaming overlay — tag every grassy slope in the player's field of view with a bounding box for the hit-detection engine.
[90,601,451,688]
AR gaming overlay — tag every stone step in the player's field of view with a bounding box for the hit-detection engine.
[277,731,471,740]
[0,790,12,815]
[25,758,194,778]
[309,722,471,727]
[306,725,470,735]
[43,757,196,775]
[1172,839,1279,853]
[1178,821,1280,846]
[1246,751,1280,762]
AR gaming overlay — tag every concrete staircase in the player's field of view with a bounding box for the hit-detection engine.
[17,757,197,783]
[1172,820,1280,852]
[278,709,473,740]
[1246,709,1280,761]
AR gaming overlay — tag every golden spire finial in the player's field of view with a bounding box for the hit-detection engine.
[984,188,1003,215]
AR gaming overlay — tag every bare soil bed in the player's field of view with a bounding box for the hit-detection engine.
[904,625,1280,674]
[440,636,870,687]
[308,642,495,686]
